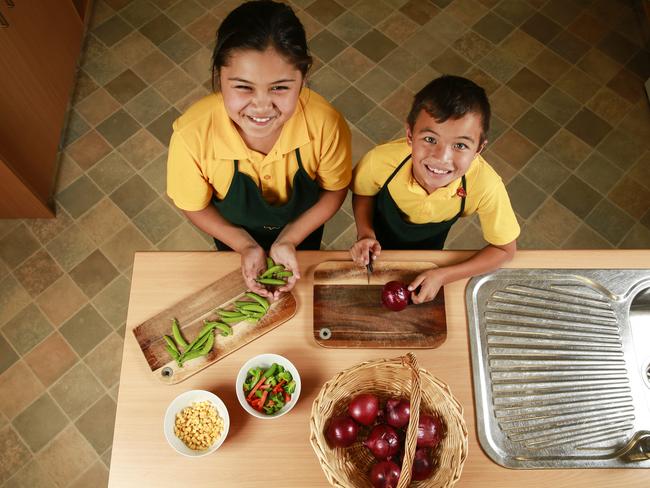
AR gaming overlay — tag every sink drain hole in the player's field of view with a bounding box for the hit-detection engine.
[646,363,650,387]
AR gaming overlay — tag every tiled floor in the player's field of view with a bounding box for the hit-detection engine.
[1,0,649,486]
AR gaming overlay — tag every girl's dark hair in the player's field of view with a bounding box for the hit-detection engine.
[211,1,312,90]
[406,75,491,144]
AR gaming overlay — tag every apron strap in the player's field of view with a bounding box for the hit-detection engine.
[294,147,304,171]
[459,174,467,215]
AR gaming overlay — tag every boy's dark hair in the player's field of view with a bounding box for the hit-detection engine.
[406,75,491,145]
[211,1,312,90]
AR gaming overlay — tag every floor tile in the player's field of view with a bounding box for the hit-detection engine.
[548,30,589,64]
[568,12,608,44]
[51,362,104,420]
[84,332,124,389]
[445,0,488,26]
[608,176,650,220]
[554,175,602,219]
[63,109,92,147]
[490,85,529,124]
[3,459,56,488]
[92,275,131,329]
[158,222,214,251]
[0,336,19,376]
[493,0,534,25]
[566,108,612,148]
[473,11,513,44]
[430,48,471,76]
[354,29,397,63]
[180,47,212,85]
[309,66,349,100]
[186,12,219,46]
[522,150,570,194]
[356,66,400,103]
[528,47,571,85]
[54,154,84,194]
[2,304,53,355]
[12,393,67,452]
[545,130,591,171]
[576,152,623,194]
[35,275,87,328]
[147,107,181,145]
[70,461,109,488]
[619,102,650,151]
[0,276,31,327]
[323,208,354,246]
[607,67,644,104]
[25,208,73,247]
[378,11,419,44]
[351,0,393,25]
[563,223,612,249]
[0,361,44,420]
[141,154,169,195]
[487,115,508,142]
[525,197,581,247]
[331,47,375,82]
[307,0,346,25]
[329,10,371,45]
[464,66,500,95]
[577,48,621,85]
[46,224,95,272]
[380,47,423,83]
[381,85,413,122]
[76,395,117,454]
[118,128,166,170]
[356,106,403,144]
[81,40,125,86]
[0,426,31,485]
[402,30,443,66]
[101,447,112,469]
[620,223,650,249]
[0,224,40,270]
[110,174,158,219]
[36,426,98,488]
[629,152,650,191]
[88,151,135,195]
[24,332,77,387]
[70,250,119,299]
[505,174,546,219]
[597,129,643,171]
[423,11,466,44]
[482,149,517,184]
[96,109,142,148]
[59,305,112,358]
[71,70,99,104]
[326,221,358,250]
[445,220,487,250]
[101,223,153,271]
[112,31,156,67]
[625,49,650,80]
[585,198,636,245]
[490,128,538,170]
[310,29,347,63]
[453,30,493,64]
[521,12,561,44]
[124,86,169,126]
[132,50,175,84]
[350,125,376,165]
[166,0,205,27]
[332,86,376,124]
[133,197,183,244]
[541,0,581,26]
[139,13,180,45]
[159,30,201,66]
[514,107,560,148]
[13,250,63,298]
[507,67,550,102]
[500,29,544,64]
[75,89,120,129]
[534,86,581,125]
[555,66,600,104]
[79,198,128,245]
[399,0,439,25]
[597,30,637,65]
[56,175,104,220]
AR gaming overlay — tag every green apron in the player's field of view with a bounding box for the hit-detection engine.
[211,148,323,251]
[373,154,466,250]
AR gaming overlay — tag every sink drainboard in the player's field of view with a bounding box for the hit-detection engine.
[466,269,650,468]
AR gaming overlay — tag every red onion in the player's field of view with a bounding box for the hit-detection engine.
[412,447,435,481]
[326,416,359,448]
[381,281,410,311]
[417,414,444,448]
[385,398,410,428]
[369,460,401,488]
[364,424,400,460]
[348,393,379,426]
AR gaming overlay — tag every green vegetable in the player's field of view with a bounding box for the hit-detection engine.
[285,380,296,394]
[256,277,287,285]
[245,292,269,311]
[163,335,180,355]
[278,371,293,383]
[217,309,244,318]
[260,264,284,279]
[263,363,278,378]
[214,322,232,336]
[244,367,263,391]
[275,270,293,278]
[239,303,266,314]
[266,256,275,269]
[171,319,188,349]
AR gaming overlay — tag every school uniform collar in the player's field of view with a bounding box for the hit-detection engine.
[211,90,311,161]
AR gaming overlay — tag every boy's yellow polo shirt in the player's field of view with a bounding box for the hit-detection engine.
[167,88,352,210]
[353,139,520,246]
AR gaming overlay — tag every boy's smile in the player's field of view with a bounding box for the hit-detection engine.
[406,110,485,194]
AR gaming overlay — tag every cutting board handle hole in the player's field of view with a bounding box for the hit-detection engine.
[161,367,173,378]
[319,328,332,340]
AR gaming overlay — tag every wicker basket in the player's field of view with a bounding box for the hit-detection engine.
[310,353,468,488]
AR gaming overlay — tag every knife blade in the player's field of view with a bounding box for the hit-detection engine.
[366,253,373,284]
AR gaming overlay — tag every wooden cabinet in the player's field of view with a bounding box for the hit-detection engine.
[0,1,91,218]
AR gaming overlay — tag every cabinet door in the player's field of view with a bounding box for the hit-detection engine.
[0,1,84,217]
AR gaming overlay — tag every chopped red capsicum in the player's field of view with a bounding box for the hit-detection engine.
[284,392,291,403]
[246,376,266,401]
[272,379,286,394]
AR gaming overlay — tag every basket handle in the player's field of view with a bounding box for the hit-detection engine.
[397,352,421,488]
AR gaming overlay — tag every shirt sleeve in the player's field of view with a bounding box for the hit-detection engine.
[315,114,352,191]
[476,178,521,246]
[352,148,382,196]
[166,129,213,211]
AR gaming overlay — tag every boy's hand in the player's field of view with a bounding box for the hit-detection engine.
[240,244,272,298]
[350,238,381,267]
[408,268,445,304]
[269,240,300,299]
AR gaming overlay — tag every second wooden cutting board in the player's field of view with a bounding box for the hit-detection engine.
[312,261,446,349]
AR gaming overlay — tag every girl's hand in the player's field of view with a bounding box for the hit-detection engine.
[269,240,300,298]
[240,244,272,298]
[350,238,381,267]
[408,268,445,304]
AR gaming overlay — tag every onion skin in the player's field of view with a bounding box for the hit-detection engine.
[412,447,435,481]
[326,416,359,448]
[369,460,402,488]
[381,281,410,311]
[348,393,379,426]
[364,424,400,460]
[385,398,410,428]
[417,414,444,448]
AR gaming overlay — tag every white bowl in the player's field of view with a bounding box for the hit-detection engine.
[236,353,301,419]
[163,390,230,457]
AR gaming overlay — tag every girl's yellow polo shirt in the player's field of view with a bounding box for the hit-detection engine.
[167,88,352,210]
[352,139,520,246]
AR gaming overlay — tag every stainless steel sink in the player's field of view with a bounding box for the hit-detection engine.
[466,269,650,468]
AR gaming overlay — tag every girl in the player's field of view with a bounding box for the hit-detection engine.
[167,1,352,298]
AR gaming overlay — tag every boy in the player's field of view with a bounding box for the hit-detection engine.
[350,75,519,304]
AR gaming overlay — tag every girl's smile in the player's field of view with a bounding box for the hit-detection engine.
[219,47,303,153]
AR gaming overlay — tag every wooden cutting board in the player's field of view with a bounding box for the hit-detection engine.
[132,268,296,384]
[313,261,446,349]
